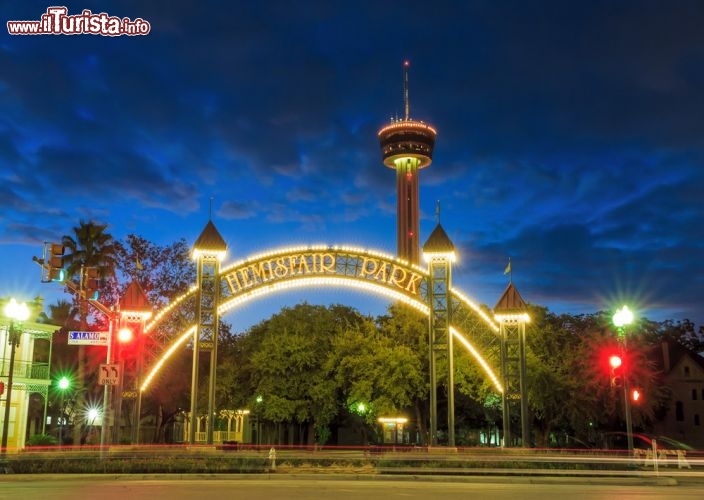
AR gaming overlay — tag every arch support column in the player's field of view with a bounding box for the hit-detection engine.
[422,224,456,447]
[494,282,530,447]
[191,220,227,445]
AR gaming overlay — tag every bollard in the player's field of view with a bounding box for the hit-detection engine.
[268,447,277,471]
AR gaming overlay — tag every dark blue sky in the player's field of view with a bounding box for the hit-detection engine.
[2,0,703,328]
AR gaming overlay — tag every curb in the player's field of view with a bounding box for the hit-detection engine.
[0,472,681,486]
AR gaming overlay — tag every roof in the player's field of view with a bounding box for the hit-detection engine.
[422,224,455,253]
[0,318,59,336]
[193,220,227,252]
[652,338,704,375]
[494,282,528,312]
[119,280,151,312]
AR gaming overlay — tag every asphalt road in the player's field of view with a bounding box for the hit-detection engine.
[2,476,704,500]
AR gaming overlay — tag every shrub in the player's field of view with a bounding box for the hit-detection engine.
[27,434,58,447]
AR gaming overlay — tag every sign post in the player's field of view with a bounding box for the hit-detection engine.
[100,319,114,457]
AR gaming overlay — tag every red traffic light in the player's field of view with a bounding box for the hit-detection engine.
[632,389,642,403]
[117,328,134,343]
[0,380,4,396]
[609,355,622,369]
[608,353,624,388]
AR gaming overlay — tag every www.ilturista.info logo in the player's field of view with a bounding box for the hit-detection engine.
[7,7,150,36]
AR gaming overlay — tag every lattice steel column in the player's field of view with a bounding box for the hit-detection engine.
[494,283,529,447]
[118,280,152,445]
[191,220,227,445]
[422,224,456,446]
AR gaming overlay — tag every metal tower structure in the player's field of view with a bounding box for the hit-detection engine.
[378,61,437,265]
[190,219,227,444]
[494,282,530,447]
[116,280,152,445]
[422,224,456,446]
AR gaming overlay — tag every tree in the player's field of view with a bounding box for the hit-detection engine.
[62,220,118,298]
[244,303,350,444]
[375,304,429,443]
[113,234,196,309]
[525,308,592,447]
[60,220,118,444]
[111,234,198,443]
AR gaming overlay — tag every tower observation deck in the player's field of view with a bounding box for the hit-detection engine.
[378,61,437,264]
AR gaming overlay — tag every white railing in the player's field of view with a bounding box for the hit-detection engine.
[193,431,242,444]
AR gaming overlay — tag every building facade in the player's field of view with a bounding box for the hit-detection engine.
[0,318,55,451]
[654,340,704,448]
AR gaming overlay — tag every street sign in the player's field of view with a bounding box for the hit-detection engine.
[68,330,109,346]
[99,363,120,385]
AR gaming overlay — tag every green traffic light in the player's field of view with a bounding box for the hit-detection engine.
[58,376,70,391]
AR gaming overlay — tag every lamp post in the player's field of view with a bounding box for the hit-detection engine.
[2,298,30,455]
[57,376,70,447]
[612,305,635,454]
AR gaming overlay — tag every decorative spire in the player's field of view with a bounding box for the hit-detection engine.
[422,223,455,256]
[494,282,528,314]
[193,219,227,259]
[119,280,151,313]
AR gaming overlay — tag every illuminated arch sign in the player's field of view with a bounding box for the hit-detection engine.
[220,246,427,308]
[143,246,502,393]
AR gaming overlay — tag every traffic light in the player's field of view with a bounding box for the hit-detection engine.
[631,388,642,403]
[83,267,100,300]
[48,243,66,282]
[117,328,134,343]
[0,380,4,397]
[609,354,623,388]
[117,327,139,360]
[58,376,71,391]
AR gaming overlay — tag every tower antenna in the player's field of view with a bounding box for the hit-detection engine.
[403,60,410,121]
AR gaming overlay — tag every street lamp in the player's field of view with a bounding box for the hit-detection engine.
[612,305,635,454]
[2,298,30,455]
[57,375,71,446]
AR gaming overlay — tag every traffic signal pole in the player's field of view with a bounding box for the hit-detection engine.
[34,250,117,450]
[621,341,634,454]
[100,319,114,456]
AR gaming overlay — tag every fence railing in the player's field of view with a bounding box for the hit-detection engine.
[0,360,49,380]
[192,431,241,444]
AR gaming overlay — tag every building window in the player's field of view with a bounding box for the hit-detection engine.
[684,366,690,377]
[676,401,684,421]
[694,389,699,400]
[695,414,701,426]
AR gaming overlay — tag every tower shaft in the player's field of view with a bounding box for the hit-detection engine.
[395,157,421,264]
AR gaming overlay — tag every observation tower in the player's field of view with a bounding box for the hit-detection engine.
[378,60,437,265]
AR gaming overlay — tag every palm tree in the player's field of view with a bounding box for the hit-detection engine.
[62,220,118,286]
[61,220,117,445]
[37,299,78,328]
